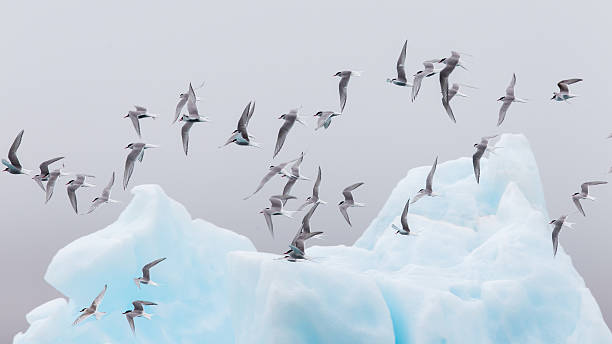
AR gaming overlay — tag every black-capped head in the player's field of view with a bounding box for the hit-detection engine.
[419,188,425,193]
[314,111,322,117]
[338,200,344,205]
[497,96,504,101]
[549,219,556,224]
[80,308,86,312]
[66,180,74,185]
[333,72,341,77]
[123,310,130,314]
[125,143,134,149]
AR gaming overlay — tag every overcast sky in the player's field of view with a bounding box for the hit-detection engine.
[1,0,611,341]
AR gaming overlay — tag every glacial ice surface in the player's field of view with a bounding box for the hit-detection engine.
[14,134,612,343]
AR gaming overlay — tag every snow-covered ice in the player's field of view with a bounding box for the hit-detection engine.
[14,134,612,343]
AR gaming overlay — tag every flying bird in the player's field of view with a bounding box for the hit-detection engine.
[550,215,574,257]
[174,81,204,123]
[179,83,211,155]
[123,143,159,190]
[87,172,118,214]
[73,285,107,326]
[220,101,260,148]
[438,51,464,103]
[572,181,608,216]
[124,106,158,138]
[386,40,411,87]
[298,166,326,210]
[2,129,30,175]
[243,159,296,200]
[273,109,305,158]
[552,78,582,101]
[32,157,64,191]
[123,300,157,334]
[412,61,438,101]
[45,168,69,203]
[411,156,438,204]
[284,202,323,261]
[314,111,341,130]
[334,70,361,113]
[284,152,309,180]
[66,174,95,214]
[441,83,470,123]
[260,195,297,237]
[392,198,411,235]
[338,182,365,226]
[497,73,526,126]
[472,135,499,183]
[134,257,166,288]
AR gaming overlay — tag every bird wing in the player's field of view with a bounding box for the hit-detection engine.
[442,96,456,123]
[400,198,410,231]
[572,197,585,216]
[133,300,157,310]
[552,225,560,257]
[411,72,425,102]
[33,175,45,192]
[126,314,136,333]
[342,182,364,202]
[237,101,252,141]
[134,105,147,112]
[558,78,582,92]
[506,73,516,97]
[339,74,350,112]
[67,186,79,213]
[290,152,304,177]
[174,95,188,124]
[87,198,105,214]
[497,100,512,126]
[425,157,437,192]
[102,172,115,199]
[396,40,407,83]
[129,113,142,138]
[581,181,608,194]
[473,147,485,183]
[312,166,322,198]
[181,121,194,155]
[123,147,141,190]
[91,284,107,308]
[264,211,274,237]
[282,177,297,199]
[301,202,320,234]
[269,196,286,210]
[45,172,59,203]
[244,161,293,199]
[339,203,352,226]
[73,312,91,326]
[186,84,199,119]
[274,118,295,158]
[142,257,166,280]
[8,129,24,168]
[39,157,64,176]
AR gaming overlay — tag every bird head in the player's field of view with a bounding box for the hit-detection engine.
[473,143,478,148]
[438,58,446,63]
[314,111,322,117]
[338,200,344,205]
[122,310,130,314]
[79,308,87,312]
[66,180,74,185]
[550,94,556,100]
[419,188,425,193]
[125,143,134,149]
[92,197,99,203]
[333,72,341,77]
[2,168,8,172]
[305,196,312,201]
[549,220,556,224]
[497,97,504,101]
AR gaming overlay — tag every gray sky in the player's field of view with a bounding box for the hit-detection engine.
[1,0,611,341]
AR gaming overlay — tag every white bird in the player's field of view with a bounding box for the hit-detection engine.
[87,172,119,214]
[412,61,438,101]
[45,168,70,203]
[134,257,166,288]
[338,182,365,226]
[273,109,305,158]
[497,73,526,126]
[179,83,211,155]
[2,129,31,175]
[298,166,326,210]
[173,81,204,123]
[334,70,361,113]
[220,101,260,148]
[123,300,157,334]
[441,83,470,123]
[244,158,297,200]
[66,174,95,214]
[572,181,608,216]
[124,105,158,138]
[392,198,411,235]
[411,156,438,204]
[73,284,107,326]
[260,195,297,237]
[123,143,159,190]
[551,78,582,101]
[314,111,341,130]
[32,157,64,191]
[438,51,465,103]
[549,215,574,257]
[387,40,412,87]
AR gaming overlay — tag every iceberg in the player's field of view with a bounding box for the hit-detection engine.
[14,134,612,343]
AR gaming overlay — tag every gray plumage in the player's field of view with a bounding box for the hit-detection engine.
[32,156,64,191]
[386,41,411,87]
[334,70,360,113]
[274,109,303,158]
[123,300,157,334]
[314,111,341,130]
[134,257,166,288]
[221,101,259,147]
[179,83,211,155]
[125,105,158,138]
[411,156,438,204]
[244,158,296,199]
[552,78,582,101]
[392,198,411,235]
[412,61,437,101]
[261,195,296,237]
[439,51,461,103]
[472,135,498,183]
[73,284,107,325]
[572,181,608,216]
[298,166,325,210]
[338,182,365,226]
[87,172,116,214]
[123,143,158,190]
[2,129,29,175]
[550,215,573,257]
[285,202,323,260]
[497,73,526,126]
[66,174,95,214]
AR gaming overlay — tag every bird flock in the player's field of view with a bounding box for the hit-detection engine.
[2,40,603,333]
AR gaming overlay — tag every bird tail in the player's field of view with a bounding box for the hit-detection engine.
[317,200,328,205]
[354,202,366,207]
[142,312,152,320]
[108,199,121,203]
[94,311,106,320]
[282,210,298,218]
[351,71,363,77]
[249,141,262,149]
[391,224,401,231]
[564,222,575,229]
[83,183,96,188]
[148,280,159,287]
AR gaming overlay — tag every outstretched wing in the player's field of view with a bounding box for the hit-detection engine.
[8,129,24,168]
[425,157,437,192]
[342,182,364,202]
[396,40,407,83]
[39,157,64,176]
[142,257,166,280]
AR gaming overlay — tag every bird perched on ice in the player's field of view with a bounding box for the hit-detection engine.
[571,181,608,216]
[73,284,107,325]
[134,257,166,288]
[284,202,323,261]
